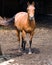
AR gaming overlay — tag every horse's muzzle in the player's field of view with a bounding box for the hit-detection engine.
[29,16,34,21]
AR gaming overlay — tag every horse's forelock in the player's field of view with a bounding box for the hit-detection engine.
[27,5,35,10]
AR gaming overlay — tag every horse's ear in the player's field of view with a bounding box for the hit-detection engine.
[32,1,35,6]
[27,2,30,6]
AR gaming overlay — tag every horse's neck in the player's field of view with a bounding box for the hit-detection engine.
[27,16,35,25]
[27,13,35,21]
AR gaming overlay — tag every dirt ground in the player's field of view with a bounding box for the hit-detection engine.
[0,16,52,65]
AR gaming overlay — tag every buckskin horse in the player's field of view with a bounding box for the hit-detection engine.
[0,2,36,54]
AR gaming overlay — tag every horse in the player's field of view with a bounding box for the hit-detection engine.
[1,2,36,54]
[14,2,36,54]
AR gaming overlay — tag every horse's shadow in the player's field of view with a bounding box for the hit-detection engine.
[1,48,40,62]
[8,47,40,56]
[2,48,40,61]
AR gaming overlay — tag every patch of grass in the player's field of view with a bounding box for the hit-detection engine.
[0,26,13,30]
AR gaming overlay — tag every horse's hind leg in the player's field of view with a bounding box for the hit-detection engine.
[16,30,21,52]
[21,30,26,50]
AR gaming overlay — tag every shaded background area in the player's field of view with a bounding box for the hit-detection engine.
[0,0,52,18]
[0,0,52,29]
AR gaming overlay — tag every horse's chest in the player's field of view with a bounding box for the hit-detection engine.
[24,22,35,32]
[29,21,35,29]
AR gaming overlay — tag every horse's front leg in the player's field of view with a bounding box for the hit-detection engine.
[21,30,26,51]
[28,31,34,54]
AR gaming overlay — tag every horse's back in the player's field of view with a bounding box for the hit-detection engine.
[15,12,28,22]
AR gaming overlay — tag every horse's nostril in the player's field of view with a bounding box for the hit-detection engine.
[29,17,34,21]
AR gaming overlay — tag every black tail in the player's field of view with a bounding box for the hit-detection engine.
[6,16,15,27]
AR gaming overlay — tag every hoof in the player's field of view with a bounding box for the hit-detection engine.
[28,52,32,54]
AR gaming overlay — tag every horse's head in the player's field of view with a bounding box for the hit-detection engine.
[27,2,35,21]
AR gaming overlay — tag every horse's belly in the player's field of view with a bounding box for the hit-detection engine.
[15,23,23,31]
[15,20,26,31]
